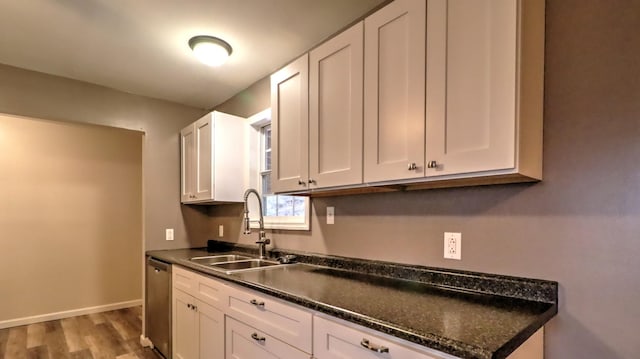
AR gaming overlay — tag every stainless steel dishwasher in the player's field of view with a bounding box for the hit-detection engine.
[146,256,172,358]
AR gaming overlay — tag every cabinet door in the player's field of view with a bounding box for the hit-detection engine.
[309,22,364,188]
[271,54,309,193]
[363,0,426,183]
[196,300,224,359]
[425,0,518,176]
[173,290,197,359]
[180,124,195,202]
[313,316,448,359]
[194,115,213,200]
[225,317,309,359]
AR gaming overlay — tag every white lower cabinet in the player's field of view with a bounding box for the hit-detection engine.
[225,316,309,359]
[173,290,225,359]
[173,267,226,359]
[173,289,197,359]
[313,315,454,359]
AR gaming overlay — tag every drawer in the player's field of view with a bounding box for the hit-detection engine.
[314,315,455,359]
[225,317,309,359]
[193,271,228,310]
[226,284,313,353]
[172,265,195,294]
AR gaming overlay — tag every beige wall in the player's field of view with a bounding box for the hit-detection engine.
[0,114,142,322]
[207,2,640,358]
[213,77,271,118]
[0,64,209,251]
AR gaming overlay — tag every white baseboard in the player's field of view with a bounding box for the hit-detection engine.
[0,299,142,329]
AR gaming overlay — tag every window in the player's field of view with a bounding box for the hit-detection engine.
[247,109,310,230]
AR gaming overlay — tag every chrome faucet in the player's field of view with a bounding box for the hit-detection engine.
[243,189,270,259]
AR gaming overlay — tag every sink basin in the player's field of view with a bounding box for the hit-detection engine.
[190,254,252,265]
[211,259,280,273]
[189,255,284,274]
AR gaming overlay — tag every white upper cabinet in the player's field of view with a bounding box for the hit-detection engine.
[363,0,427,183]
[309,22,364,189]
[180,124,196,201]
[424,0,544,182]
[180,111,246,204]
[270,0,544,194]
[309,22,364,188]
[271,54,309,193]
[273,22,364,193]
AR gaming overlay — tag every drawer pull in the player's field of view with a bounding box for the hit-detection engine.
[250,299,265,307]
[360,338,389,353]
[251,333,266,343]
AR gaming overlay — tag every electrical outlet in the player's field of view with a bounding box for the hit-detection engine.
[218,225,224,237]
[327,206,335,224]
[166,228,174,241]
[444,232,461,260]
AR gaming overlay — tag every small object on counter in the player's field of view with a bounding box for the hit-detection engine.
[207,239,234,252]
[277,255,297,264]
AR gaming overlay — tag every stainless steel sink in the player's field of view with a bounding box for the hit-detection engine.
[190,254,252,265]
[212,259,280,272]
[189,255,284,274]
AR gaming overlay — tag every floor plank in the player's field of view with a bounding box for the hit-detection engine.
[68,349,93,359]
[6,326,28,359]
[42,321,69,359]
[26,322,45,349]
[26,345,49,359]
[0,324,9,357]
[61,317,88,353]
[0,307,157,359]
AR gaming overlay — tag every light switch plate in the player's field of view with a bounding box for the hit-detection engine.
[444,232,461,260]
[218,225,224,237]
[166,228,174,241]
[327,206,335,225]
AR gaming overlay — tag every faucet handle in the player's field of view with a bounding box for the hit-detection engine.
[256,238,271,245]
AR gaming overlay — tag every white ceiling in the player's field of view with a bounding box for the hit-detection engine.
[0,0,386,109]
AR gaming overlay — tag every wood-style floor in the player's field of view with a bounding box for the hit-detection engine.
[0,306,160,359]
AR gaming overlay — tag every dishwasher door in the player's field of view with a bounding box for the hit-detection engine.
[146,256,172,358]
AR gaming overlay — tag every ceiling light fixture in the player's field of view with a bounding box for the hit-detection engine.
[188,35,233,67]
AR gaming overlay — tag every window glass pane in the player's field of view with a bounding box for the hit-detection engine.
[261,172,271,195]
[264,150,271,171]
[277,196,294,216]
[264,125,271,150]
[293,197,306,216]
[264,194,277,216]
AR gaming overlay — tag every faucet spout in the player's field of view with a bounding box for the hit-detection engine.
[243,188,270,259]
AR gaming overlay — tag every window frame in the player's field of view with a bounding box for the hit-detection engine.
[246,109,310,231]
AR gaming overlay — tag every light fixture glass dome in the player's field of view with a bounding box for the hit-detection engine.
[188,35,232,67]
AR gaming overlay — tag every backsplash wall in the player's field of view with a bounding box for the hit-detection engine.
[202,1,640,358]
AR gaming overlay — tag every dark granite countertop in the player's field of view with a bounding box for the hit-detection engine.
[147,244,557,359]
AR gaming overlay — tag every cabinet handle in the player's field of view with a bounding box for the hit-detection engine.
[407,163,417,171]
[297,179,306,186]
[193,305,197,312]
[308,179,316,184]
[360,338,389,353]
[251,333,266,343]
[187,304,192,309]
[427,160,438,169]
[250,299,265,307]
